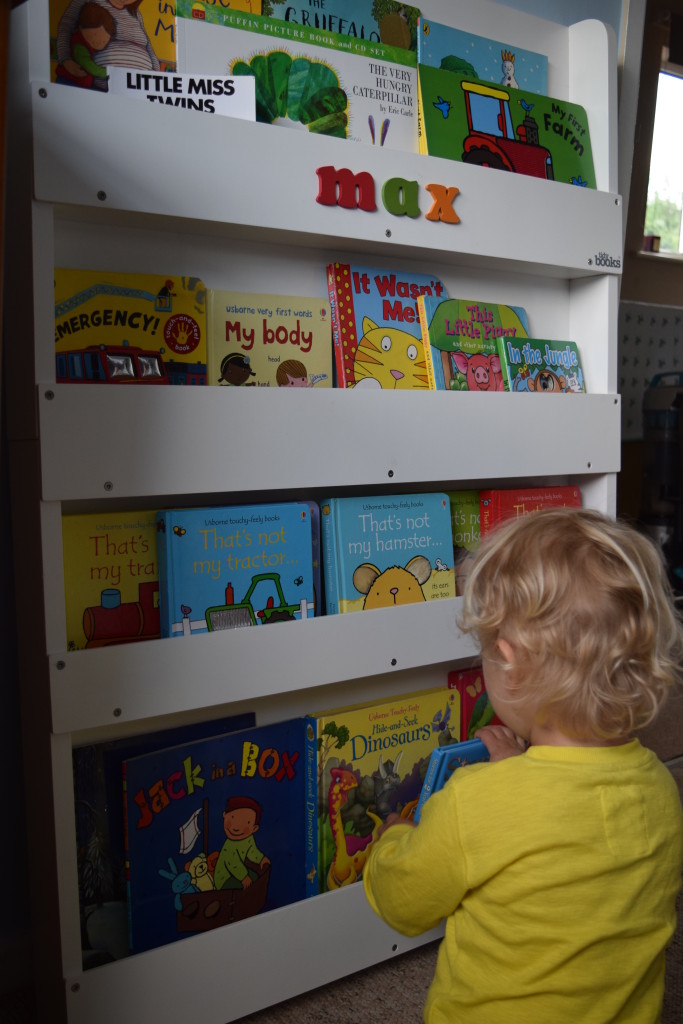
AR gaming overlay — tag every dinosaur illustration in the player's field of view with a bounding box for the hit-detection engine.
[327,766,382,889]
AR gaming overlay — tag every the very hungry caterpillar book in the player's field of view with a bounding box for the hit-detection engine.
[55,268,207,384]
[62,509,159,651]
[320,492,456,615]
[496,338,586,392]
[417,295,529,392]
[326,262,446,389]
[156,502,316,638]
[207,289,332,388]
[123,716,314,954]
[307,684,459,893]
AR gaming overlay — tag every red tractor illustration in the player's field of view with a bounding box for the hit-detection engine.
[460,80,554,180]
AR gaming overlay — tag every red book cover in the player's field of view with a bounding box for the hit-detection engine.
[448,666,503,739]
[479,485,582,537]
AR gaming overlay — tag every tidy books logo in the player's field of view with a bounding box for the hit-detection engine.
[316,165,461,224]
[593,251,621,268]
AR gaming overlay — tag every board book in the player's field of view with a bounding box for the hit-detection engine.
[496,338,586,392]
[206,289,332,388]
[55,268,207,384]
[447,490,480,596]
[307,685,459,893]
[176,1,418,152]
[448,666,502,740]
[62,509,159,651]
[417,62,595,189]
[320,492,456,615]
[479,484,582,537]
[417,295,529,392]
[156,501,316,638]
[123,716,314,954]
[326,262,446,390]
[413,737,489,822]
[265,1,421,52]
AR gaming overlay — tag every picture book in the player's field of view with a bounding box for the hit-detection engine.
[326,261,446,390]
[448,666,502,740]
[123,716,314,954]
[49,0,180,87]
[479,484,582,537]
[206,289,332,388]
[307,684,459,893]
[106,67,256,121]
[417,295,529,392]
[262,1,421,52]
[413,737,489,822]
[320,492,456,615]
[417,63,596,189]
[447,490,480,596]
[73,709,255,967]
[55,269,207,385]
[175,1,418,152]
[496,338,586,393]
[156,502,316,638]
[62,509,159,651]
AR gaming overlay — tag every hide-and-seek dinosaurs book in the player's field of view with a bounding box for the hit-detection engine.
[175,1,418,152]
[122,716,316,954]
[156,502,317,638]
[417,295,529,392]
[54,268,207,384]
[495,337,586,392]
[62,509,160,651]
[206,289,332,388]
[306,685,459,894]
[413,737,490,822]
[320,492,456,615]
[479,484,582,538]
[326,262,447,389]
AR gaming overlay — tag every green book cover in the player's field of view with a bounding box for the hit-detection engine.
[496,338,586,393]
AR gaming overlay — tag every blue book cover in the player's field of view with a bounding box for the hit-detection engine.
[320,492,456,615]
[157,502,315,637]
[123,717,316,954]
[417,295,530,392]
[265,1,421,52]
[417,18,548,94]
[413,737,489,822]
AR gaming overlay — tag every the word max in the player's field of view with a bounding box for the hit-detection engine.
[316,166,460,223]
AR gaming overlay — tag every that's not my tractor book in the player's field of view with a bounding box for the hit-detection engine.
[175,1,418,151]
[417,294,529,392]
[156,502,316,638]
[122,716,315,954]
[307,685,459,893]
[496,337,586,392]
[320,492,456,615]
[417,62,595,188]
[326,261,446,389]
[62,509,159,651]
[262,1,421,53]
[479,484,582,538]
[447,665,503,741]
[413,737,490,822]
[206,289,332,388]
[54,268,207,384]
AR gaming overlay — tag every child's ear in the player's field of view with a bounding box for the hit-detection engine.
[497,637,516,666]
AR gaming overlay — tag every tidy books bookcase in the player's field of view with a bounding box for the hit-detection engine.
[6,0,622,1021]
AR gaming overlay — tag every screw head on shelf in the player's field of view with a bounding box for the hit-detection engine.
[38,87,47,98]
[44,390,54,401]
[56,660,66,671]
[104,481,113,492]
[113,707,122,717]
[97,190,107,202]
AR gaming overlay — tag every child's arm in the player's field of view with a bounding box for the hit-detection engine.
[476,724,527,761]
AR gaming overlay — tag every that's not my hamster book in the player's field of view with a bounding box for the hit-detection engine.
[326,262,446,389]
[207,289,332,388]
[55,269,207,384]
[307,684,459,893]
[123,716,315,954]
[496,338,586,392]
[320,492,456,615]
[156,502,316,638]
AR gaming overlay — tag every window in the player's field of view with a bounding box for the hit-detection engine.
[643,56,683,252]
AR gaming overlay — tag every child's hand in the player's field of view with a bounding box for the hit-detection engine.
[475,724,527,761]
[376,812,418,839]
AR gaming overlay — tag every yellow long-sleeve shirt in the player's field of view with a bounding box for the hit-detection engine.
[363,739,683,1023]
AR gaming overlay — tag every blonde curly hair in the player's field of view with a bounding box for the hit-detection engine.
[459,506,683,740]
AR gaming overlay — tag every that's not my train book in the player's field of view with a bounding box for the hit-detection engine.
[479,485,582,537]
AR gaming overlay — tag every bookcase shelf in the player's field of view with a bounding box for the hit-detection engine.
[7,1,622,1021]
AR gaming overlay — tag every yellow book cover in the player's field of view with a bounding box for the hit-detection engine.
[207,289,332,388]
[307,684,460,893]
[55,268,207,384]
[62,509,159,650]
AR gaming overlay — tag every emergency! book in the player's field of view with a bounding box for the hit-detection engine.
[320,492,456,615]
[55,269,207,384]
[207,289,332,388]
[156,502,316,638]
[62,509,159,651]
[176,1,418,152]
[264,1,421,52]
[496,338,586,392]
[326,262,446,389]
[418,63,595,188]
[417,295,529,392]
[479,484,582,538]
[413,737,489,822]
[123,716,315,954]
[307,685,459,893]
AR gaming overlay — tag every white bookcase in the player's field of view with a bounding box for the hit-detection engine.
[6,1,622,1021]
